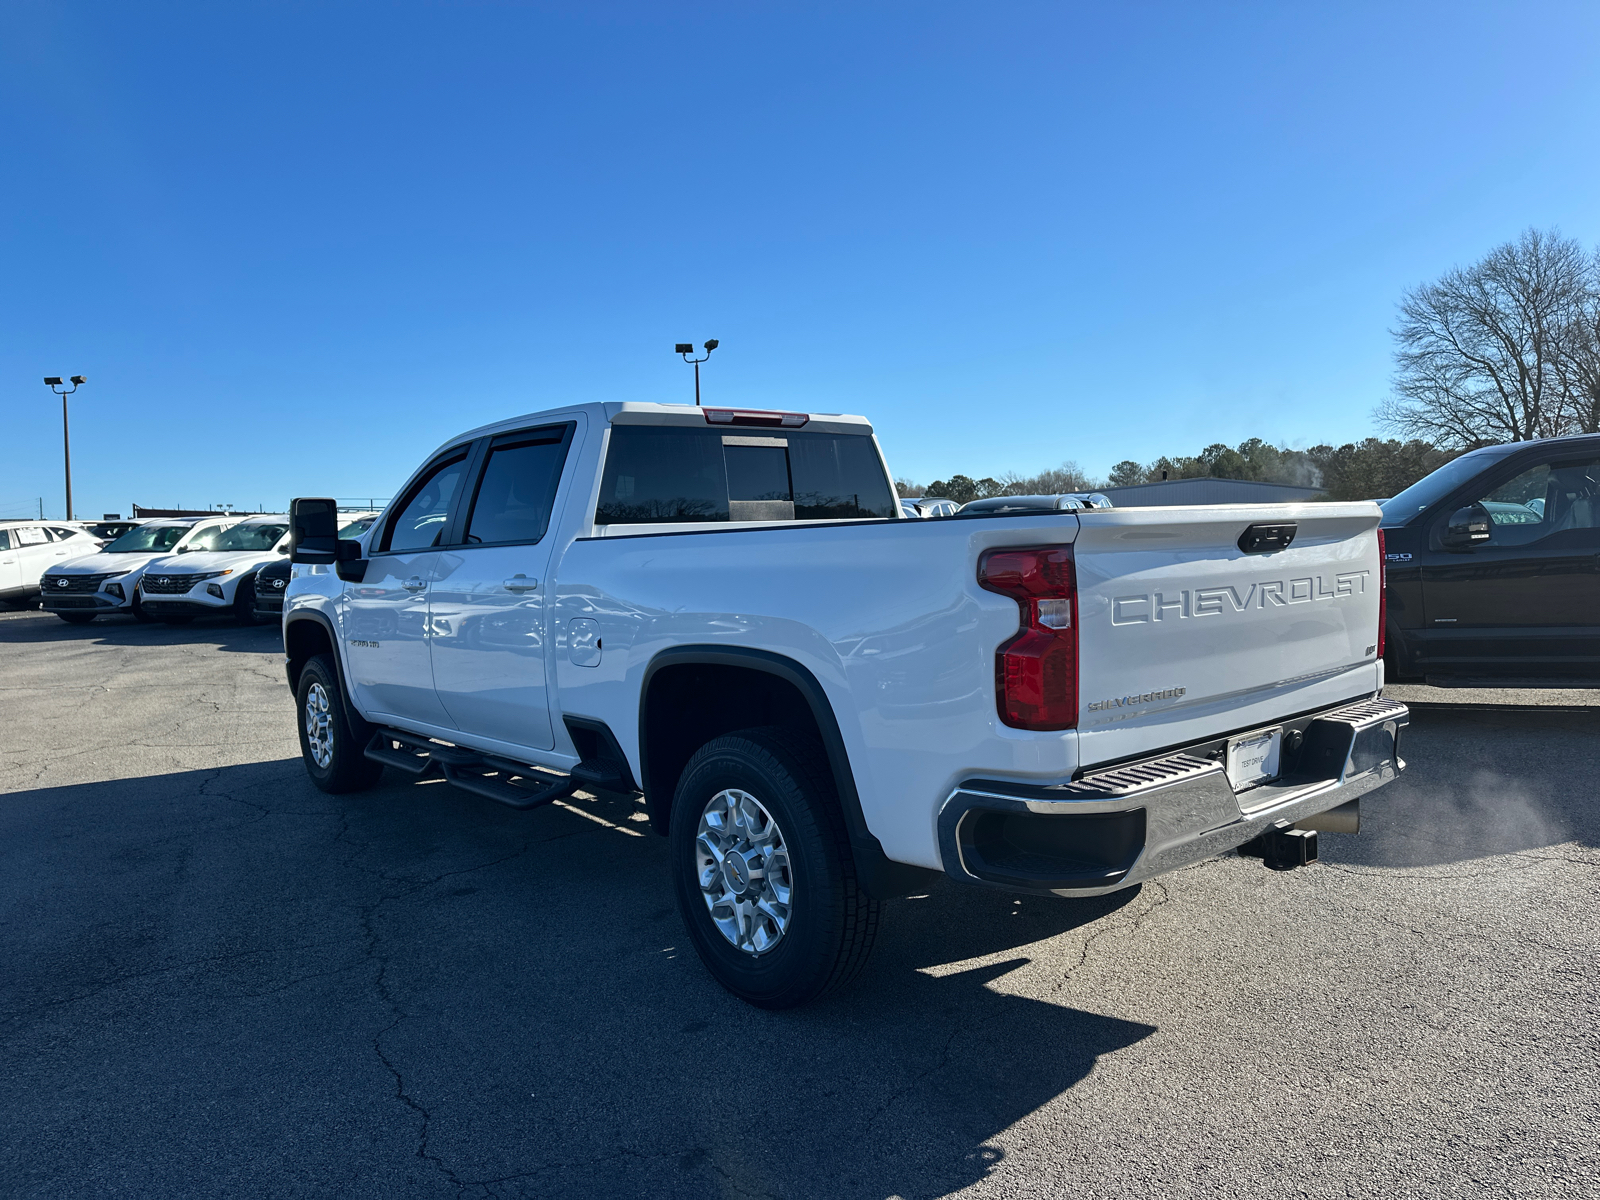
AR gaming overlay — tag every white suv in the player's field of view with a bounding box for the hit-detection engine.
[38,517,241,624]
[137,515,291,625]
[0,522,102,609]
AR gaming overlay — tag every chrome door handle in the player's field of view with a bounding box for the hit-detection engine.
[503,575,538,593]
[401,577,427,592]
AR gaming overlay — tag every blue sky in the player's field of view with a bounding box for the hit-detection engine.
[3,2,1598,518]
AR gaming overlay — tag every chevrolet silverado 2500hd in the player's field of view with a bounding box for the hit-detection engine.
[283,402,1409,1008]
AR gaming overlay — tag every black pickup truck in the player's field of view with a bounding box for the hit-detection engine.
[1381,433,1600,687]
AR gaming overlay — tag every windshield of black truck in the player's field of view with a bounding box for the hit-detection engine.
[1379,447,1516,526]
[596,425,897,525]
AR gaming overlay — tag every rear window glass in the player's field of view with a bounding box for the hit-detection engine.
[596,426,895,526]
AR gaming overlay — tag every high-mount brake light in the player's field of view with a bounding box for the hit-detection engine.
[702,408,810,428]
[1376,528,1388,660]
[978,545,1078,730]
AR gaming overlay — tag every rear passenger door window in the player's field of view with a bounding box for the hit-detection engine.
[462,426,574,546]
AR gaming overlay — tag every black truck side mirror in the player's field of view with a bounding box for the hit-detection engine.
[1441,503,1491,551]
[290,498,339,564]
[292,497,370,582]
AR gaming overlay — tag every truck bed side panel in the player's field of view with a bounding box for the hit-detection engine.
[552,516,1083,870]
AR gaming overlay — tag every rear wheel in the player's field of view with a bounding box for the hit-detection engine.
[56,612,96,625]
[296,653,384,793]
[670,727,879,1009]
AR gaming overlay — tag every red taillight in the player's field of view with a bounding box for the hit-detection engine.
[978,546,1078,730]
[1376,528,1388,660]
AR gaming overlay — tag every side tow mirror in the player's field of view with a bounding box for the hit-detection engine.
[1441,503,1491,550]
[290,498,340,564]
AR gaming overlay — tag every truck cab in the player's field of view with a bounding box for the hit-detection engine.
[1380,433,1600,685]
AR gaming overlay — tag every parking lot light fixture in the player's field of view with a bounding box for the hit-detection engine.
[44,375,86,520]
[677,339,718,406]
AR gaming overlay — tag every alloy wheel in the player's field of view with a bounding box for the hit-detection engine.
[304,681,335,769]
[694,789,794,955]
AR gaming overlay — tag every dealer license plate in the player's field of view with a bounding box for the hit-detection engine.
[1226,727,1282,790]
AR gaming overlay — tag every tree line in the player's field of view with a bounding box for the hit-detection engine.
[900,226,1597,506]
[899,436,1455,504]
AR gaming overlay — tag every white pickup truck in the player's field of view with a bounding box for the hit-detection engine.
[283,402,1409,1008]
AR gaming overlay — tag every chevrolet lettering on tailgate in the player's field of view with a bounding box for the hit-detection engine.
[1111,571,1371,625]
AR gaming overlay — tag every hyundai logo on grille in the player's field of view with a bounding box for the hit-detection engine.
[272,579,285,589]
[56,578,69,588]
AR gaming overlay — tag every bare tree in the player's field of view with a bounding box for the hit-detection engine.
[996,461,1093,495]
[1554,247,1600,434]
[1378,228,1589,448]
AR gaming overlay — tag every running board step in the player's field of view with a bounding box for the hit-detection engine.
[365,731,577,811]
[569,759,634,792]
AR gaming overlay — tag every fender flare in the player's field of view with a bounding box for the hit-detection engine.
[283,609,367,733]
[639,645,935,899]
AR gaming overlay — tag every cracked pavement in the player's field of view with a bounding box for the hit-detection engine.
[2,609,1596,1198]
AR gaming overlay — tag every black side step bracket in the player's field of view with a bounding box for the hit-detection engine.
[365,731,578,811]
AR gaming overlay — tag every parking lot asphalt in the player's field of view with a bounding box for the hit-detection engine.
[2,607,1596,1200]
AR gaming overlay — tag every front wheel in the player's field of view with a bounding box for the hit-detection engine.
[670,728,879,1009]
[296,653,384,794]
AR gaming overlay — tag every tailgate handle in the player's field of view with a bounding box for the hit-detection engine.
[1238,523,1297,554]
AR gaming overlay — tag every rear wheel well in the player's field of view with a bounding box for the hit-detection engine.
[641,662,826,833]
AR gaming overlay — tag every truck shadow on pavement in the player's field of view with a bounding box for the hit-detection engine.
[1324,705,1599,870]
[1,758,1154,1200]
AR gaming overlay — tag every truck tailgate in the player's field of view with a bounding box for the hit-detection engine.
[1072,503,1383,769]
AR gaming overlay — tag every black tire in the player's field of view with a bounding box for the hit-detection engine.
[670,727,879,1009]
[131,596,156,623]
[56,612,96,625]
[295,653,384,794]
[233,574,260,624]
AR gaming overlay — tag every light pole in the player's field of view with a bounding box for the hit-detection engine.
[43,375,86,520]
[675,339,718,405]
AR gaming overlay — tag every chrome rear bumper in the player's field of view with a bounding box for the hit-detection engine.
[939,697,1409,896]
